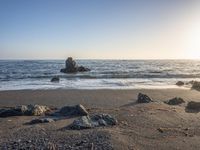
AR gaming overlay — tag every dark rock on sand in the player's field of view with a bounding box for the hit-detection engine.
[176,81,184,86]
[164,97,185,105]
[29,118,55,124]
[0,104,51,117]
[51,76,60,82]
[186,101,200,112]
[60,57,90,73]
[68,114,118,130]
[0,109,22,117]
[57,104,88,117]
[137,93,153,103]
[191,81,200,91]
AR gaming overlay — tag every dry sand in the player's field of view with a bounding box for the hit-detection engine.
[1,89,200,149]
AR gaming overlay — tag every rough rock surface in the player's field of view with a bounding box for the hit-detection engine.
[137,93,153,103]
[176,81,184,86]
[0,104,50,117]
[60,57,90,73]
[164,97,185,105]
[51,76,60,82]
[56,104,88,117]
[68,114,118,130]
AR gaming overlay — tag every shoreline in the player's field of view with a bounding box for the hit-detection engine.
[0,88,199,108]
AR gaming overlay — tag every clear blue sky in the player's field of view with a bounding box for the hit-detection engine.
[0,0,200,59]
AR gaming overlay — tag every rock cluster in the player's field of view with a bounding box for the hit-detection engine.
[137,93,153,103]
[0,104,50,117]
[60,57,90,73]
[164,97,185,105]
[68,114,118,130]
[29,118,55,124]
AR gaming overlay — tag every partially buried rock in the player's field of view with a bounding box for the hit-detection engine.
[0,104,51,117]
[176,81,184,86]
[164,97,185,105]
[186,101,200,111]
[137,93,153,103]
[51,76,60,82]
[29,118,55,124]
[57,104,88,116]
[68,114,118,130]
[60,57,90,73]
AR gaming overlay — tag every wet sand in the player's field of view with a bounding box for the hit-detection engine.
[1,89,200,149]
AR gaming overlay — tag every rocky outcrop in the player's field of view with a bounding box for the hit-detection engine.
[0,104,51,117]
[164,97,185,105]
[60,57,90,73]
[176,81,184,86]
[68,114,118,130]
[54,104,88,117]
[137,93,153,103]
[51,76,60,82]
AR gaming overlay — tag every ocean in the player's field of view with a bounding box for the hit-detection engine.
[0,59,200,91]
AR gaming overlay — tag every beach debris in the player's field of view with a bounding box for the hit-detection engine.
[186,101,200,112]
[68,114,118,130]
[164,97,185,105]
[51,76,60,82]
[176,81,184,86]
[29,118,55,124]
[137,93,153,103]
[0,104,51,117]
[60,57,90,73]
[191,81,200,91]
[55,104,88,117]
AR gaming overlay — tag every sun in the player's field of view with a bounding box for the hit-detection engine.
[184,22,200,59]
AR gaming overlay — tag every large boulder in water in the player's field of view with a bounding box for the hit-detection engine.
[68,114,118,130]
[137,93,153,103]
[60,57,90,73]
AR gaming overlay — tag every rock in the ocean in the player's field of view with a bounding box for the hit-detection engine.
[29,118,55,124]
[164,97,185,105]
[137,93,153,103]
[60,57,90,73]
[176,81,184,86]
[186,101,200,111]
[51,76,60,82]
[0,104,51,117]
[191,81,200,91]
[68,114,118,130]
[58,104,88,116]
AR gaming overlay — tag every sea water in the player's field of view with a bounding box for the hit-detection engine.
[0,59,200,90]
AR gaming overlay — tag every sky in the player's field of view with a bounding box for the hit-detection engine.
[0,0,200,59]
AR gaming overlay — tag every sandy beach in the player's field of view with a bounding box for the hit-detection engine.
[1,89,200,149]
